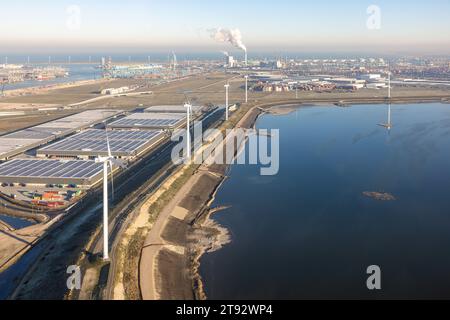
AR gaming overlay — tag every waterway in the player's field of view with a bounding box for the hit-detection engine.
[3,64,101,91]
[200,103,450,299]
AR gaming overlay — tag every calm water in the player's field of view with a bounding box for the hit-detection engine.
[200,103,450,299]
[3,64,101,91]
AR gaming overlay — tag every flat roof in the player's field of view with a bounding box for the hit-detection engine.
[0,109,124,161]
[0,159,104,186]
[144,105,202,114]
[108,113,186,130]
[37,129,164,157]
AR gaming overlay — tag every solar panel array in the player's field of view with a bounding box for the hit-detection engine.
[144,105,202,114]
[110,118,180,128]
[108,113,185,129]
[0,109,123,160]
[37,129,163,156]
[0,159,103,179]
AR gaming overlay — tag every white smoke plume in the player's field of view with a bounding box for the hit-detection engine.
[222,51,229,57]
[210,28,247,52]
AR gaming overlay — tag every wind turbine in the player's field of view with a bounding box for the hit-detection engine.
[179,91,194,161]
[185,102,192,161]
[379,67,392,130]
[225,83,230,120]
[95,128,125,260]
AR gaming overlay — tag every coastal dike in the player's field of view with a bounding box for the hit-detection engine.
[107,100,263,300]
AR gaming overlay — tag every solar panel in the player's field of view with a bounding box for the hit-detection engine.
[0,109,123,160]
[0,159,103,179]
[108,113,186,129]
[37,129,164,156]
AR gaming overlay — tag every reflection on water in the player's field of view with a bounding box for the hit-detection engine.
[200,103,450,299]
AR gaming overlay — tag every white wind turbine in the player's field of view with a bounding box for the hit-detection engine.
[184,101,192,161]
[224,83,230,120]
[387,69,392,130]
[379,67,392,130]
[95,128,125,260]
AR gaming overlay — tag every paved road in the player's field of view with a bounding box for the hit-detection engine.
[140,173,202,300]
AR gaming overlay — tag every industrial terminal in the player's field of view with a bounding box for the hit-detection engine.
[0,109,123,161]
[0,104,207,210]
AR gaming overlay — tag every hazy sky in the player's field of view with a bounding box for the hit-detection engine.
[1,0,449,54]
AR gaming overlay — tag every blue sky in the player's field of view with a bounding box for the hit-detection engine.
[1,0,449,54]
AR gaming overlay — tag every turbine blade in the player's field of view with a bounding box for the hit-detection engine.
[106,129,112,157]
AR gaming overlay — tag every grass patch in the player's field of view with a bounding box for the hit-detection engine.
[147,165,199,221]
[122,227,146,300]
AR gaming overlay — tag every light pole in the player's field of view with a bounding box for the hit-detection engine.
[244,75,248,103]
[225,83,230,121]
[185,103,192,160]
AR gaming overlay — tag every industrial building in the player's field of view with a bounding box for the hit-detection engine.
[328,78,366,90]
[144,105,202,115]
[108,113,186,130]
[226,56,235,68]
[101,86,134,95]
[0,109,123,161]
[0,159,104,187]
[36,129,165,160]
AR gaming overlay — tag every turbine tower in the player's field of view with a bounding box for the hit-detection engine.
[95,129,124,260]
[185,102,192,161]
[378,68,392,130]
[244,75,248,103]
[386,69,392,130]
[225,83,230,121]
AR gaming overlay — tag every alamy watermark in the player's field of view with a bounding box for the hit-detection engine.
[366,265,382,290]
[66,265,81,290]
[367,5,381,30]
[66,5,81,31]
[170,122,280,176]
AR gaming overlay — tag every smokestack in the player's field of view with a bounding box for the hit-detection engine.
[211,28,247,66]
[245,50,248,67]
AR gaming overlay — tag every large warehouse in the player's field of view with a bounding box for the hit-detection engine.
[36,129,165,160]
[144,105,203,114]
[0,159,104,187]
[108,113,186,130]
[0,109,124,161]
